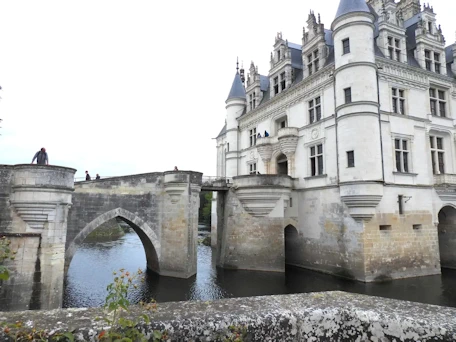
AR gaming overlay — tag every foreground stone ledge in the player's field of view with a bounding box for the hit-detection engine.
[1,292,456,341]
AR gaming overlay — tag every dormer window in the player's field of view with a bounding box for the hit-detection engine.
[425,50,432,71]
[388,37,401,62]
[434,53,441,73]
[280,72,286,91]
[249,93,256,111]
[424,50,442,74]
[274,77,279,95]
[428,21,433,34]
[307,49,319,75]
[277,50,281,62]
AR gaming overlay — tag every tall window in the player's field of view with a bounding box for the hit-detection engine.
[342,38,350,54]
[428,21,433,34]
[430,136,444,174]
[434,53,441,74]
[309,96,322,124]
[347,151,355,168]
[392,88,405,114]
[307,49,319,75]
[429,88,446,117]
[425,50,432,71]
[277,117,287,131]
[394,139,409,173]
[249,93,254,111]
[280,72,286,91]
[253,92,256,109]
[344,88,352,104]
[249,163,257,175]
[388,37,401,62]
[310,144,324,176]
[249,128,257,147]
[274,77,279,95]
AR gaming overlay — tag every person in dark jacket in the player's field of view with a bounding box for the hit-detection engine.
[31,148,48,165]
[85,171,91,181]
[96,174,100,180]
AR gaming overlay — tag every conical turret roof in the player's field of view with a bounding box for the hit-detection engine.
[334,0,370,20]
[226,73,246,102]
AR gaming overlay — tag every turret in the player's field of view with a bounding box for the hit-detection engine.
[332,0,383,221]
[225,64,246,178]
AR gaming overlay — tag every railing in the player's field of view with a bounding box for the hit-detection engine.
[74,176,116,182]
[201,176,232,188]
[434,174,456,185]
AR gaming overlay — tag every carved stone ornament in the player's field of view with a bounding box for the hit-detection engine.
[164,183,186,204]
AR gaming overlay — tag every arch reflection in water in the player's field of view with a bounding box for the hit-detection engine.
[64,230,456,308]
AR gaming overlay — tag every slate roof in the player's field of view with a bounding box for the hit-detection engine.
[215,0,456,136]
[216,124,227,138]
[226,73,246,102]
[446,45,455,77]
[334,0,370,20]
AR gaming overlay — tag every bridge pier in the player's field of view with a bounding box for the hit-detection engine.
[160,172,201,278]
[0,165,76,311]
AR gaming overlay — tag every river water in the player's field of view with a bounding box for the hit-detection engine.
[63,229,456,308]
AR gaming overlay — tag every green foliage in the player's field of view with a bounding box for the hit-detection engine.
[1,265,246,341]
[97,268,165,342]
[201,192,213,224]
[221,325,248,342]
[1,322,75,341]
[0,236,16,281]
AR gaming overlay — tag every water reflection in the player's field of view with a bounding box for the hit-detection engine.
[64,231,456,308]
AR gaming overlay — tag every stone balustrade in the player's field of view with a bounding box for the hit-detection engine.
[0,292,455,341]
[434,174,456,185]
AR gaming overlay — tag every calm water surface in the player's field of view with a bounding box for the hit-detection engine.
[63,230,456,308]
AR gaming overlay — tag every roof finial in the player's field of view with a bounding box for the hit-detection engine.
[236,57,239,73]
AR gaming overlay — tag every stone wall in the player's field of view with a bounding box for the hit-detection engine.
[1,292,456,341]
[216,175,294,272]
[293,187,366,280]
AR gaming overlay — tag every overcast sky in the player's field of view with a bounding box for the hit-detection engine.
[0,0,454,179]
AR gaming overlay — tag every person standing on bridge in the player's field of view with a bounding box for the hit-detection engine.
[96,174,100,180]
[85,171,91,181]
[174,166,179,171]
[31,147,48,165]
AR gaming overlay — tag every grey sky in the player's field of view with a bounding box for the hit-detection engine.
[0,0,454,179]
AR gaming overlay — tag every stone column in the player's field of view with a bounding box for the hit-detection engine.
[9,165,76,310]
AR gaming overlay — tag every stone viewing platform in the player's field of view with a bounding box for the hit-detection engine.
[1,292,456,341]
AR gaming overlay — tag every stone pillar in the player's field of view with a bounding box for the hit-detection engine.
[161,171,202,278]
[9,165,76,310]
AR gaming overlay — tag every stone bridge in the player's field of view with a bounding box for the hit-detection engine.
[0,165,206,311]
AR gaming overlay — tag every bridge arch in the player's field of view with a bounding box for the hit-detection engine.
[438,205,456,269]
[65,208,161,274]
[284,224,300,267]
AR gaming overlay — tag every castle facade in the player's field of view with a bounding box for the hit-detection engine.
[214,0,456,281]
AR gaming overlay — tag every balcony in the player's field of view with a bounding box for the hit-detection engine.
[278,127,299,156]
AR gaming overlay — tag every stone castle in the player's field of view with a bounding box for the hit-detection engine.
[213,0,456,281]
